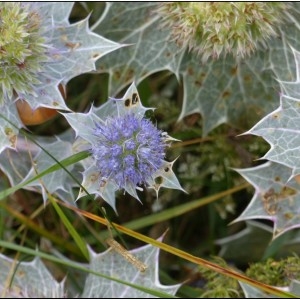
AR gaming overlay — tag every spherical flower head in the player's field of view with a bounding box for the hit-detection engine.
[156,2,290,62]
[0,2,47,104]
[91,113,167,190]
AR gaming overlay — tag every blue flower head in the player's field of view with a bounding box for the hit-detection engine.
[91,113,166,190]
[63,82,184,210]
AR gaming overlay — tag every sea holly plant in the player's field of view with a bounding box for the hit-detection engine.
[0,2,122,153]
[93,2,300,135]
[63,82,184,211]
[0,242,180,298]
[3,2,300,299]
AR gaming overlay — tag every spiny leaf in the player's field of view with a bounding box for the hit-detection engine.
[77,164,118,212]
[179,51,277,135]
[246,94,300,176]
[239,281,273,298]
[290,280,300,295]
[148,159,186,197]
[239,280,300,298]
[82,242,180,298]
[0,133,85,204]
[234,161,300,238]
[0,255,64,298]
[38,2,73,24]
[46,15,123,86]
[23,2,123,110]
[216,221,273,265]
[0,240,180,298]
[0,2,123,153]
[93,2,185,96]
[92,2,300,135]
[0,104,23,153]
[20,137,78,203]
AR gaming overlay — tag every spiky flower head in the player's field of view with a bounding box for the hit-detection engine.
[0,2,47,104]
[92,113,166,190]
[63,83,184,210]
[156,2,290,61]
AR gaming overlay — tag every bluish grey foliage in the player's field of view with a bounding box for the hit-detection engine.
[0,2,123,153]
[3,2,300,298]
[82,241,180,298]
[233,47,300,238]
[93,2,300,135]
[0,242,180,298]
[239,281,300,298]
[0,256,64,298]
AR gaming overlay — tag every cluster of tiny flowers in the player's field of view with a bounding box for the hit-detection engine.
[0,2,48,104]
[91,113,167,189]
[156,2,290,61]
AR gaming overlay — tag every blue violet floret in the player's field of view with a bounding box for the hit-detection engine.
[91,113,167,190]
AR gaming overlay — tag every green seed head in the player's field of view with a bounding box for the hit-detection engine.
[0,2,47,105]
[156,2,290,62]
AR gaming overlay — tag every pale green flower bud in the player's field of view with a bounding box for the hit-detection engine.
[0,2,47,104]
[156,2,290,62]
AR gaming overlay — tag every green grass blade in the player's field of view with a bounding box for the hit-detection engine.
[0,201,82,258]
[49,195,90,260]
[99,183,250,239]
